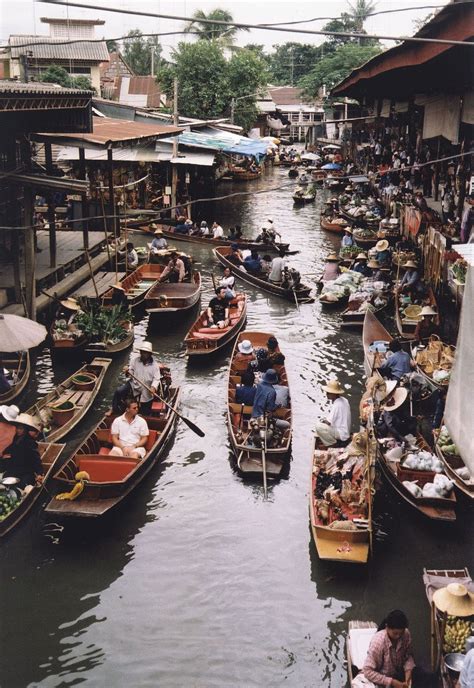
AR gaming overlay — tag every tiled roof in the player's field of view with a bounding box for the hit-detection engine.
[9,35,109,62]
[0,79,92,95]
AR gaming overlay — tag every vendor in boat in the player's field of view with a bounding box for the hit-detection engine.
[268,249,287,284]
[379,340,414,381]
[219,267,236,298]
[0,413,43,488]
[413,306,439,343]
[243,249,263,275]
[374,239,391,268]
[235,370,257,406]
[250,369,290,431]
[352,253,371,277]
[110,399,149,460]
[111,283,128,309]
[399,261,421,298]
[341,230,353,247]
[53,298,83,340]
[150,228,168,252]
[112,342,162,416]
[212,222,224,239]
[126,242,139,270]
[207,287,230,329]
[0,404,19,456]
[321,254,341,282]
[314,378,351,447]
[158,252,186,284]
[376,387,417,443]
[363,609,434,688]
[322,200,334,218]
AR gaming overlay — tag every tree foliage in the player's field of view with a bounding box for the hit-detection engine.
[40,65,95,93]
[347,0,377,32]
[123,30,162,75]
[183,8,248,45]
[227,49,270,131]
[106,38,119,53]
[269,43,322,85]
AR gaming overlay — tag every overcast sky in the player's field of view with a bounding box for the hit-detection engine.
[1,0,450,58]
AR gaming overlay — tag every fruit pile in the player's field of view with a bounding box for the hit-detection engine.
[443,616,472,653]
[0,491,20,521]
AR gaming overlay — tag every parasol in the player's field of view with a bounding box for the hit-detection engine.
[301,152,321,161]
[322,163,342,170]
[323,144,341,150]
[0,314,47,352]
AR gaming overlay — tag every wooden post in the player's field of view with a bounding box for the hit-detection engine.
[171,77,179,214]
[44,142,57,267]
[23,186,36,321]
[107,148,118,237]
[78,147,89,250]
[433,138,441,202]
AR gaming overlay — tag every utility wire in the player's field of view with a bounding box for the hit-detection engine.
[260,5,446,27]
[37,0,474,47]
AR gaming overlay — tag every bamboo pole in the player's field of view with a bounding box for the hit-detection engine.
[99,189,112,267]
[84,250,99,299]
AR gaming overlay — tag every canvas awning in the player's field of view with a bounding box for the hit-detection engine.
[158,131,269,160]
[57,145,215,166]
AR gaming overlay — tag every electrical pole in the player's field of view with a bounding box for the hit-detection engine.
[171,77,179,215]
[230,97,235,125]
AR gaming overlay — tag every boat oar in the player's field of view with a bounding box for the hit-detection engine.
[127,371,205,438]
[291,287,300,311]
[261,416,268,500]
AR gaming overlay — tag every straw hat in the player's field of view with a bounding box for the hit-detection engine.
[404,260,418,269]
[138,341,153,353]
[345,185,353,191]
[420,306,437,317]
[433,584,474,617]
[60,298,81,311]
[238,339,253,355]
[356,253,368,261]
[330,197,338,202]
[322,379,344,395]
[0,404,20,423]
[367,260,380,269]
[376,379,397,403]
[347,431,368,455]
[113,283,125,291]
[375,239,389,252]
[15,412,41,432]
[382,387,408,411]
[154,228,163,235]
[326,253,340,262]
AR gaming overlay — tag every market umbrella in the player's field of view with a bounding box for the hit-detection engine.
[323,144,341,150]
[322,163,342,170]
[301,152,320,161]
[0,314,47,352]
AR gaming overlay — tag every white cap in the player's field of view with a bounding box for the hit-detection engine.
[0,405,20,423]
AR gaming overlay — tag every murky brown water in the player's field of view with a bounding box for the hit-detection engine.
[1,167,472,687]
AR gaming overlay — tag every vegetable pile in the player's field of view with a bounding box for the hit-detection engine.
[0,491,20,521]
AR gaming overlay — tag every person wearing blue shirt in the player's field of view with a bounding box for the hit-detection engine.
[379,340,413,380]
[235,371,257,406]
[175,216,190,235]
[352,253,371,277]
[374,239,391,267]
[251,369,290,431]
[243,249,262,274]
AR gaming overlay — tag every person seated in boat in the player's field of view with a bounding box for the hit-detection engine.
[235,370,257,406]
[212,222,224,239]
[207,287,230,329]
[243,249,263,275]
[112,342,162,416]
[321,254,341,282]
[299,172,309,184]
[110,399,149,460]
[174,216,190,235]
[198,220,210,237]
[53,298,84,340]
[0,405,19,456]
[227,243,245,269]
[281,267,301,291]
[341,230,353,247]
[268,249,287,284]
[150,228,168,252]
[234,339,255,365]
[413,306,439,343]
[260,254,272,276]
[251,369,290,432]
[219,267,236,298]
[374,239,391,268]
[352,253,371,277]
[227,226,238,241]
[399,261,420,298]
[234,225,243,240]
[126,242,139,270]
[158,252,186,284]
[322,200,334,218]
[376,388,417,444]
[314,378,351,447]
[111,283,128,309]
[0,413,43,488]
[274,376,290,408]
[379,340,414,381]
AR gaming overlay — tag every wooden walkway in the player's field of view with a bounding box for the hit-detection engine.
[73,271,126,299]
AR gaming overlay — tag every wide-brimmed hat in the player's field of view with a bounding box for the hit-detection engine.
[420,306,437,317]
[367,260,380,269]
[154,228,163,235]
[330,197,338,202]
[238,339,253,355]
[0,404,20,423]
[404,260,418,269]
[433,584,474,617]
[325,200,333,205]
[382,387,408,411]
[15,412,41,432]
[60,298,81,311]
[326,253,340,262]
[113,282,125,291]
[263,369,278,384]
[138,341,153,353]
[322,379,344,395]
[356,253,368,261]
[375,239,389,251]
[376,379,398,403]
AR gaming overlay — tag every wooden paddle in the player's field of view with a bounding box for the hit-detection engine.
[127,371,205,437]
[261,416,268,500]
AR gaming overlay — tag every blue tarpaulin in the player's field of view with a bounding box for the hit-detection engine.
[162,131,269,160]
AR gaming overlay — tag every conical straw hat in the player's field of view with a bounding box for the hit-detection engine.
[433,583,474,617]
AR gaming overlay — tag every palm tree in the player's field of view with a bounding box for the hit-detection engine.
[347,0,377,32]
[184,9,248,45]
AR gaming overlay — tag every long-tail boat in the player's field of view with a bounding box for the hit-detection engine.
[102,264,165,310]
[227,331,291,479]
[24,358,111,442]
[320,216,350,234]
[0,350,30,404]
[146,271,201,321]
[185,294,247,357]
[214,246,313,303]
[44,387,180,518]
[395,286,439,340]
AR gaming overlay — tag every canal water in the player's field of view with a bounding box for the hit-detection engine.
[1,167,472,688]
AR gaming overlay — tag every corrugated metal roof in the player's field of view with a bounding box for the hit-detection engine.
[0,79,92,95]
[57,144,215,166]
[10,35,109,62]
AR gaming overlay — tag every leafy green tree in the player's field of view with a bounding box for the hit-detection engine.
[347,0,377,32]
[106,38,119,53]
[123,30,162,75]
[299,43,381,98]
[40,64,72,87]
[183,8,248,45]
[322,14,361,47]
[227,48,270,131]
[269,43,322,85]
[72,76,95,93]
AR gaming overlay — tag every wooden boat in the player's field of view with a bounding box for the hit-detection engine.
[340,208,382,231]
[341,295,392,329]
[102,264,164,310]
[49,325,88,358]
[392,250,417,271]
[0,442,65,538]
[362,309,393,377]
[310,438,372,564]
[395,287,439,340]
[24,358,111,442]
[227,331,291,478]
[410,339,455,390]
[230,168,261,181]
[347,620,377,684]
[214,246,313,303]
[146,271,201,319]
[352,228,378,249]
[185,294,247,357]
[0,350,30,404]
[320,216,349,234]
[293,189,316,204]
[376,432,456,521]
[435,424,474,499]
[288,168,299,178]
[84,319,134,357]
[423,567,472,688]
[44,387,180,518]
[318,291,349,309]
[311,169,326,183]
[144,224,290,253]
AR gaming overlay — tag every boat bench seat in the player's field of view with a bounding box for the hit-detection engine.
[77,455,137,482]
[194,329,230,337]
[97,429,158,456]
[151,401,166,413]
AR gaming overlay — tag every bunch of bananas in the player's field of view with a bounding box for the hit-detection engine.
[443,617,472,653]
